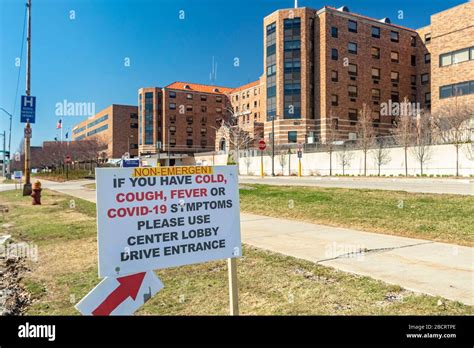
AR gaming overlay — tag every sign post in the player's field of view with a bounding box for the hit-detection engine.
[76,165,242,316]
[258,139,266,178]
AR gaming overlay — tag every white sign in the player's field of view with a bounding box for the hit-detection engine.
[75,271,163,316]
[95,165,241,277]
[13,171,22,180]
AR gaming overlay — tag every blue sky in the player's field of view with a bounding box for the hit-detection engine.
[0,0,467,150]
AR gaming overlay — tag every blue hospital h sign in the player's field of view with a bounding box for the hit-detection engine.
[21,95,36,123]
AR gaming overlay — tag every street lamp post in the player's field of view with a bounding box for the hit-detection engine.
[0,108,12,176]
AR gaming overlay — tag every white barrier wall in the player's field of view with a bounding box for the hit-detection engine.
[238,144,474,177]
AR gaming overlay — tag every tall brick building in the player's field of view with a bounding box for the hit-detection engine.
[418,1,474,114]
[136,2,473,156]
[72,104,138,159]
[259,2,473,145]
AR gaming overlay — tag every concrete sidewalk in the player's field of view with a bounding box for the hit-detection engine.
[16,179,474,305]
[240,176,474,195]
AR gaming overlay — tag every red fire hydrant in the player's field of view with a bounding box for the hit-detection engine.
[31,180,42,205]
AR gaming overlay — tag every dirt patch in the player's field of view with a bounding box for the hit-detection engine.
[0,256,30,315]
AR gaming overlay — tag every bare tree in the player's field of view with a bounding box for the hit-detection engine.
[372,138,391,176]
[243,148,252,175]
[356,103,376,175]
[410,110,433,175]
[433,96,473,176]
[277,149,287,175]
[337,144,354,175]
[392,97,416,176]
[217,108,254,174]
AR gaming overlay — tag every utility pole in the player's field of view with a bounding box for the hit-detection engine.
[23,0,32,196]
[0,108,12,177]
[1,131,5,178]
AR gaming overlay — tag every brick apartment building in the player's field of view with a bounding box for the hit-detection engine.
[138,82,234,156]
[258,2,473,146]
[72,104,138,159]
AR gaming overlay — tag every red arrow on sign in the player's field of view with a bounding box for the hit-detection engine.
[92,272,146,316]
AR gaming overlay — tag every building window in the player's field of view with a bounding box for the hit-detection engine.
[391,71,399,82]
[348,20,357,33]
[371,26,380,38]
[216,96,222,103]
[348,85,357,98]
[200,95,207,101]
[331,48,338,60]
[201,105,207,112]
[424,53,431,64]
[349,109,358,125]
[288,131,297,143]
[411,36,417,47]
[453,81,470,96]
[440,53,452,67]
[216,107,222,113]
[331,70,338,82]
[425,33,431,43]
[421,73,429,84]
[348,42,357,54]
[331,26,338,38]
[169,91,176,98]
[391,51,399,63]
[371,47,380,59]
[372,88,380,100]
[169,103,176,110]
[411,75,416,86]
[390,31,399,43]
[440,85,452,99]
[331,94,338,106]
[391,91,399,102]
[411,55,416,66]
[186,93,193,99]
[348,63,357,76]
[372,68,380,80]
[425,92,431,106]
[186,139,193,147]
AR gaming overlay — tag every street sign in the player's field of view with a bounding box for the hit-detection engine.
[297,150,302,158]
[75,271,163,316]
[258,139,266,151]
[13,171,22,180]
[14,152,20,162]
[95,165,241,277]
[20,95,36,123]
[65,155,72,164]
[24,127,32,139]
[297,143,302,151]
[122,159,140,168]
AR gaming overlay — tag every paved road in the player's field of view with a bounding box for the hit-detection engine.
[240,176,474,195]
[19,179,473,305]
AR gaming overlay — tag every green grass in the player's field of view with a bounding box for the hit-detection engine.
[239,185,474,246]
[82,183,96,190]
[0,188,472,315]
[32,169,93,182]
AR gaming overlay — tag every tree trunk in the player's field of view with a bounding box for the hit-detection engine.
[364,150,367,176]
[329,150,332,176]
[456,144,459,177]
[420,161,423,176]
[404,146,408,176]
